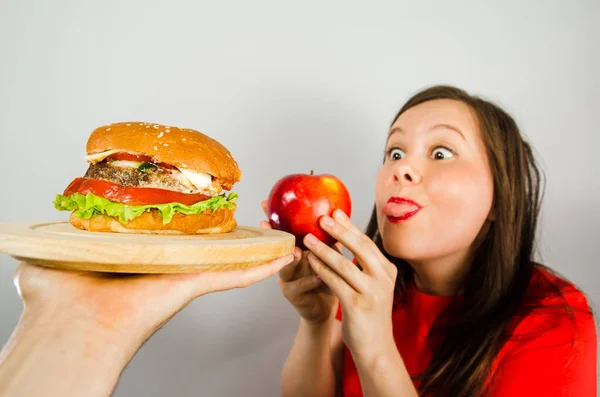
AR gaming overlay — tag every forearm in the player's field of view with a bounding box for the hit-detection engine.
[281,319,337,397]
[354,346,418,397]
[0,307,137,397]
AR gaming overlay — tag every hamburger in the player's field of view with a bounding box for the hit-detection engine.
[53,121,241,234]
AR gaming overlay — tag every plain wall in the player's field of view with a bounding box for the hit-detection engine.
[1,1,598,395]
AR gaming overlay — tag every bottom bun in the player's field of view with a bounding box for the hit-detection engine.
[69,207,237,234]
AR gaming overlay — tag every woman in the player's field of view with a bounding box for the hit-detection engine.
[267,85,597,396]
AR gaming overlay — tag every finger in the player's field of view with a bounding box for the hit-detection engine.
[331,242,365,272]
[318,215,385,278]
[278,247,303,281]
[194,254,294,296]
[333,242,344,254]
[304,234,366,293]
[259,220,272,229]
[293,251,315,278]
[331,209,363,234]
[316,282,334,296]
[331,210,391,274]
[280,274,323,299]
[261,200,268,217]
[306,250,355,301]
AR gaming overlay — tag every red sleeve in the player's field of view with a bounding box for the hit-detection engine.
[488,288,597,397]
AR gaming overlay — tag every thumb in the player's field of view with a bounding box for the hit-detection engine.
[187,254,295,298]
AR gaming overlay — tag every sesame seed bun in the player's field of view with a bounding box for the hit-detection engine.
[86,122,241,190]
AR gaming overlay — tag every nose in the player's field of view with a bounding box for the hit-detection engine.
[393,161,422,185]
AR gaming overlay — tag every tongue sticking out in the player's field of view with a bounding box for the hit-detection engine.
[382,202,420,217]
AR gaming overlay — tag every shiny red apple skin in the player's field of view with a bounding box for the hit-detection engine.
[266,172,352,250]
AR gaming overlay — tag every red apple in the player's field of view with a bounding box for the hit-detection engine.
[266,170,352,250]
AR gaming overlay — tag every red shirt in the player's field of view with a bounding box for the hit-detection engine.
[335,267,597,396]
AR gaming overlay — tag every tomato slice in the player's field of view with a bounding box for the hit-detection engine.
[63,178,210,206]
[104,152,178,170]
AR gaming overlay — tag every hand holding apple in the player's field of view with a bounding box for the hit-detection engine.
[266,170,352,250]
[260,200,340,325]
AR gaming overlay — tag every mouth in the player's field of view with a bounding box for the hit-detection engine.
[382,197,422,223]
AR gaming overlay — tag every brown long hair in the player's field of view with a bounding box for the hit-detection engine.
[365,85,572,396]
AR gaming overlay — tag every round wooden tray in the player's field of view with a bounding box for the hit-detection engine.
[0,221,295,273]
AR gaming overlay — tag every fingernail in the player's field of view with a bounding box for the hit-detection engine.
[305,234,318,246]
[334,209,347,221]
[321,216,334,227]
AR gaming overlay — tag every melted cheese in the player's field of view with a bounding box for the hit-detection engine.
[110,160,143,168]
[84,149,122,163]
[178,168,212,189]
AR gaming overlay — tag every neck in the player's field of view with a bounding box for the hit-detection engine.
[409,250,471,296]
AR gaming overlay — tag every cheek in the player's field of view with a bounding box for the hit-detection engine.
[427,164,494,244]
[375,165,395,246]
[374,165,391,206]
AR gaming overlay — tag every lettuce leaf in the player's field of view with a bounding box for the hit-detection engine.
[53,192,238,224]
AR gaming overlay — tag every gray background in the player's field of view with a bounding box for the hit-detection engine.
[0,1,598,395]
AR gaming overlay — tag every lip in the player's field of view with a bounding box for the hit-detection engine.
[383,196,422,223]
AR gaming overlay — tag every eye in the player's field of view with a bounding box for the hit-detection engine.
[387,148,405,161]
[432,146,454,160]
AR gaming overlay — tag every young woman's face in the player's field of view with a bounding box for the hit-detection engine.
[375,99,494,265]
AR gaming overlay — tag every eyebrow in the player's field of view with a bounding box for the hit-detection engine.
[388,124,466,141]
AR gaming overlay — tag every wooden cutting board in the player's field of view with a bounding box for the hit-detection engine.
[0,221,295,273]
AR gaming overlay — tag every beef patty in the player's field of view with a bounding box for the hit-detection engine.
[84,162,195,193]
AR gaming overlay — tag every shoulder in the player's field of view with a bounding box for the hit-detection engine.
[505,265,597,356]
[489,266,597,395]
[524,265,593,313]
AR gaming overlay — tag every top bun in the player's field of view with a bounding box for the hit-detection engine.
[86,122,241,190]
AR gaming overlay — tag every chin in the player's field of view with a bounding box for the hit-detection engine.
[381,235,422,262]
[377,222,422,260]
